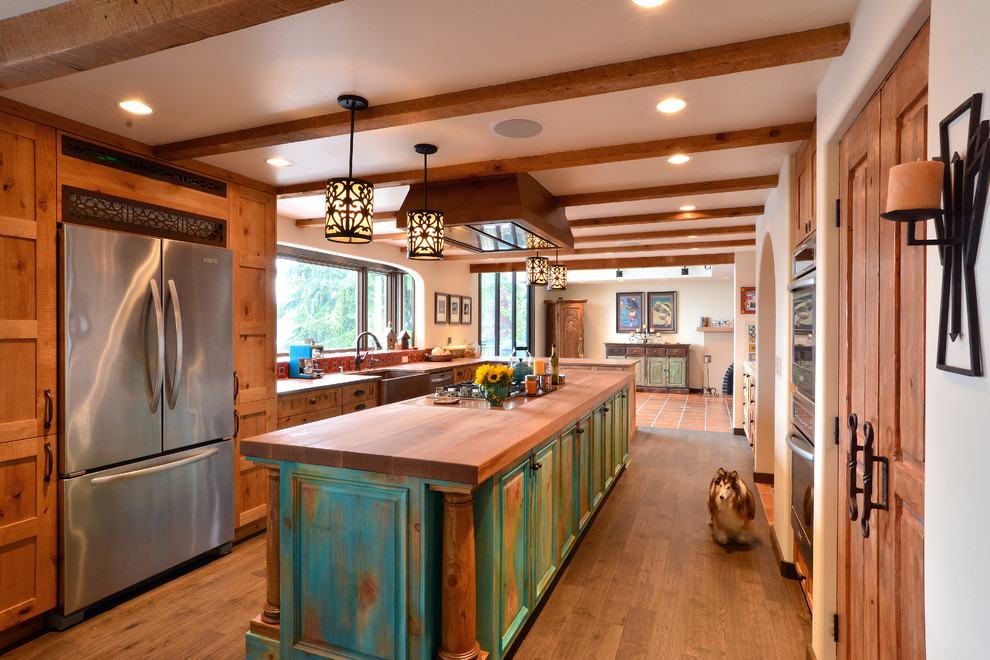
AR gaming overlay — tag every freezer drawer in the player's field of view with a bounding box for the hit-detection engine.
[60,440,234,615]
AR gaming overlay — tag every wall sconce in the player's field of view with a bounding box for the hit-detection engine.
[881,93,988,377]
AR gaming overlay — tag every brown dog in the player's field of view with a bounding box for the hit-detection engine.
[707,468,756,544]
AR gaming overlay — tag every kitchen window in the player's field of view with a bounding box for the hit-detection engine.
[479,271,532,357]
[276,247,414,352]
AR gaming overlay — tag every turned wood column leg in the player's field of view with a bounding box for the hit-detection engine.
[438,491,482,660]
[261,463,280,626]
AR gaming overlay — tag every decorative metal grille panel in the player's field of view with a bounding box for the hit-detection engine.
[62,186,226,247]
[62,136,227,197]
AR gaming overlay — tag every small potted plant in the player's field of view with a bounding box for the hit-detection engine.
[474,363,514,406]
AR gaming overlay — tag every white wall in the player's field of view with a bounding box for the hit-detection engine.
[534,276,737,388]
[276,216,477,350]
[926,2,990,656]
[732,251,756,428]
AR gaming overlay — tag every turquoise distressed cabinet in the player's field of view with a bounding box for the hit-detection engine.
[243,376,634,660]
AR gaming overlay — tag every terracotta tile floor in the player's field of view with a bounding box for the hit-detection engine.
[757,482,775,525]
[634,391,734,433]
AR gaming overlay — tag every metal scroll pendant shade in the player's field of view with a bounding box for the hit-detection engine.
[326,94,374,244]
[526,253,550,285]
[548,264,567,290]
[407,143,444,260]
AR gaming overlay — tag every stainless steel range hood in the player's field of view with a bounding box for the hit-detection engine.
[395,173,573,252]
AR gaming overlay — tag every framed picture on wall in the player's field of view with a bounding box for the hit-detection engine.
[435,293,448,324]
[461,296,473,325]
[740,286,756,314]
[647,291,677,333]
[616,292,645,333]
[449,296,461,325]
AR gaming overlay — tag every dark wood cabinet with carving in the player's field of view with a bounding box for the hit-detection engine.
[544,299,586,358]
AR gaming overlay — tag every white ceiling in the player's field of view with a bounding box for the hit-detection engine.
[1,0,860,270]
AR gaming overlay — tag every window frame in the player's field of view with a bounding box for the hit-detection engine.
[478,270,534,357]
[276,245,413,352]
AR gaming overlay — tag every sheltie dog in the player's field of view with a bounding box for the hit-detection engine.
[707,468,756,545]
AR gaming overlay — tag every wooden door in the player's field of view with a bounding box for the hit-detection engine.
[559,301,584,358]
[837,23,927,659]
[530,439,558,602]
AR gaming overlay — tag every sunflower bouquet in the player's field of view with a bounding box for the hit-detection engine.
[474,363,514,388]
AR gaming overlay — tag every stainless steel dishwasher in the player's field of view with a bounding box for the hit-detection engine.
[428,369,456,390]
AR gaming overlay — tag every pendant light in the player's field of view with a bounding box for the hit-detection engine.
[406,144,444,260]
[547,250,567,290]
[526,251,550,285]
[325,94,374,244]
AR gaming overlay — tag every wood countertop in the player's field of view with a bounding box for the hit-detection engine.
[243,369,634,486]
[276,373,382,395]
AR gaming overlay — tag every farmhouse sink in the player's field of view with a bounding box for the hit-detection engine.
[378,371,433,404]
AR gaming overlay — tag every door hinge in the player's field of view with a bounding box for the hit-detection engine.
[833,613,840,643]
[834,416,840,446]
[835,198,841,228]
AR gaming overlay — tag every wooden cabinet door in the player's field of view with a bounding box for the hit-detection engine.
[667,357,687,389]
[645,356,666,386]
[530,438,558,603]
[557,424,578,561]
[576,415,592,532]
[0,436,56,629]
[837,23,927,660]
[600,402,614,491]
[560,301,584,358]
[229,184,276,533]
[794,123,817,247]
[497,457,530,653]
[590,407,605,509]
[633,357,645,387]
[0,115,56,446]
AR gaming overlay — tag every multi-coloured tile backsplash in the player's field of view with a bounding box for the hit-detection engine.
[277,349,431,379]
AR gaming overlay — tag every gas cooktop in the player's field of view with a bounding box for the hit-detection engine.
[434,380,528,400]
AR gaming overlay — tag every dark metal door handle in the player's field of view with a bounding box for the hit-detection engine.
[847,413,863,522]
[233,410,240,438]
[43,388,54,429]
[859,420,889,538]
[233,370,240,402]
[44,442,53,482]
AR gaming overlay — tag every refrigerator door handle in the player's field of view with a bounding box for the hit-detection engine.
[165,278,184,410]
[148,279,165,413]
[90,447,220,486]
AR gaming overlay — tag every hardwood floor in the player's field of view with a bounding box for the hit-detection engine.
[3,427,809,660]
[512,427,810,660]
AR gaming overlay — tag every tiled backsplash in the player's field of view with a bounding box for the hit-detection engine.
[277,349,431,379]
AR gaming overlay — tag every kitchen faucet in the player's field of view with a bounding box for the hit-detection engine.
[354,332,382,370]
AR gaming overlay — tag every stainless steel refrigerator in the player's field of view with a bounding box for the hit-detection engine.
[53,223,235,625]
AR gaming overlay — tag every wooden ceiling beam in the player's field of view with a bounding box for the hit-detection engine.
[569,206,763,228]
[557,175,779,207]
[277,123,810,197]
[573,224,756,243]
[0,0,343,90]
[293,211,397,228]
[438,238,754,260]
[153,24,847,160]
[469,252,736,273]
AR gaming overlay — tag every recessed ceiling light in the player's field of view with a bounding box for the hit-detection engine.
[491,118,544,139]
[656,98,686,113]
[668,154,690,164]
[690,247,700,250]
[265,157,292,167]
[118,100,152,115]
[679,205,696,211]
[687,235,698,238]
[631,0,668,6]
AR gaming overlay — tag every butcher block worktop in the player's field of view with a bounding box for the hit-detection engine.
[242,368,633,485]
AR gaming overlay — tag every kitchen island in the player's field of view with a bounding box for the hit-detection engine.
[242,367,635,660]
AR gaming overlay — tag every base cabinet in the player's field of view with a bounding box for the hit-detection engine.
[607,344,690,393]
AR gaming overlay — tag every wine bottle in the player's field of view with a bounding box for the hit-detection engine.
[550,343,560,386]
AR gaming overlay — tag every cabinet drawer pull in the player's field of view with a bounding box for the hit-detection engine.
[44,388,54,429]
[576,428,585,435]
[44,442,53,482]
[309,397,317,405]
[603,406,610,412]
[354,403,366,411]
[354,389,366,397]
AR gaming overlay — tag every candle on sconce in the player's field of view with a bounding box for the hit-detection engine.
[886,160,945,212]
